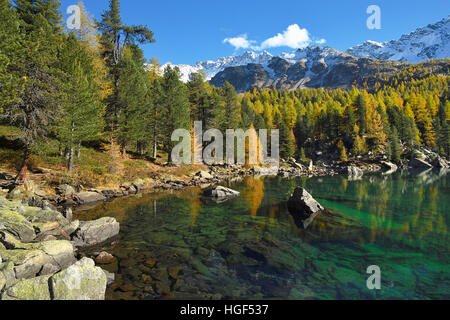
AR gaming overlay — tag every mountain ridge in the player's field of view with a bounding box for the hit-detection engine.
[157,16,449,91]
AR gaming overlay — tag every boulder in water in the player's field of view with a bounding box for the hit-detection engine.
[204,186,240,199]
[287,187,325,228]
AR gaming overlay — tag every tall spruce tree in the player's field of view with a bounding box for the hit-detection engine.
[160,66,190,162]
[4,0,63,182]
[57,33,104,172]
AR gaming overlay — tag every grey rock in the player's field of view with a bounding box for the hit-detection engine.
[197,171,213,179]
[103,269,115,286]
[288,187,324,220]
[1,275,52,300]
[0,209,36,242]
[56,184,76,197]
[50,258,107,300]
[204,186,240,199]
[72,217,120,247]
[76,191,106,204]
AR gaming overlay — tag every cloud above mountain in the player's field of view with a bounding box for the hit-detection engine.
[223,24,325,50]
[223,34,256,50]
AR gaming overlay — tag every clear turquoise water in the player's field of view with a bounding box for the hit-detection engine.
[75,170,450,300]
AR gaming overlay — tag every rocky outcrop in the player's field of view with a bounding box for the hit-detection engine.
[0,238,76,279]
[72,217,120,247]
[0,196,114,300]
[1,258,107,300]
[204,186,240,199]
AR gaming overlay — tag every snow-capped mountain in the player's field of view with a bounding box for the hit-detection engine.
[161,51,273,82]
[157,16,449,88]
[347,16,450,63]
[210,46,406,92]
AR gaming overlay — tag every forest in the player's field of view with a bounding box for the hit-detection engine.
[0,0,449,184]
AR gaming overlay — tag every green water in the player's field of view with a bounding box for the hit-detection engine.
[75,170,450,300]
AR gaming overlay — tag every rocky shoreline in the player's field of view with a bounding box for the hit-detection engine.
[0,146,448,300]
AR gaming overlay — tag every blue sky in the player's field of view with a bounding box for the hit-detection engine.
[59,0,449,65]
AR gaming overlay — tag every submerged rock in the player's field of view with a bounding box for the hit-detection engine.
[288,187,325,228]
[203,186,240,199]
[72,217,120,247]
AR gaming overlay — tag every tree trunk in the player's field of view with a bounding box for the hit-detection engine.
[67,121,75,173]
[76,143,81,158]
[121,143,128,159]
[15,148,30,184]
[67,145,74,173]
[153,134,157,159]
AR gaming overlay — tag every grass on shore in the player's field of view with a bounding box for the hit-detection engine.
[0,125,206,192]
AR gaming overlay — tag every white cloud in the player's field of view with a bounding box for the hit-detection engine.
[223,24,325,51]
[260,24,311,49]
[223,34,256,50]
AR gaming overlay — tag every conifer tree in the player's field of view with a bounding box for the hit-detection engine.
[57,34,104,172]
[4,0,64,182]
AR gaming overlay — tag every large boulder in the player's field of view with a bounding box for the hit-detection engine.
[50,258,107,300]
[0,240,76,279]
[0,210,36,242]
[410,158,433,169]
[76,191,106,204]
[287,188,325,228]
[72,217,120,247]
[1,275,52,300]
[204,186,240,199]
[19,206,69,234]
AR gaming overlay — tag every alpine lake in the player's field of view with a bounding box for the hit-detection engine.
[74,169,449,300]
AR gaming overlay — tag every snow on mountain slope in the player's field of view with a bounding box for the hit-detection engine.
[157,16,449,83]
[161,51,273,82]
[347,16,450,63]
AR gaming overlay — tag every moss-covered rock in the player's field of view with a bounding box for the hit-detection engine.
[0,209,35,242]
[50,258,107,300]
[0,270,5,291]
[0,240,75,279]
[1,275,52,300]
